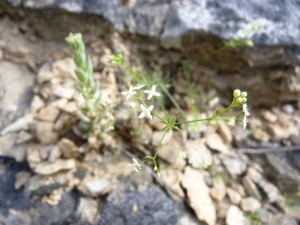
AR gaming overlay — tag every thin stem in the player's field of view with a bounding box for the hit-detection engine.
[197,45,229,62]
[161,84,186,120]
[153,130,168,159]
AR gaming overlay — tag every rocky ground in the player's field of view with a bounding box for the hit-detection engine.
[0,4,300,225]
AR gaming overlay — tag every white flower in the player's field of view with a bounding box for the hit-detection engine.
[143,85,161,100]
[139,104,154,120]
[242,103,250,130]
[242,103,250,116]
[121,86,136,100]
[208,97,219,108]
[129,158,142,172]
[234,18,267,41]
[133,84,145,90]
[243,113,248,130]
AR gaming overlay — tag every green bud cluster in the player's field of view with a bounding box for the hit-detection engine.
[66,33,113,139]
[233,89,247,105]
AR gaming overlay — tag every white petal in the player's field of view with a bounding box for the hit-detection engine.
[147,94,153,100]
[140,104,147,111]
[148,105,154,111]
[132,158,138,164]
[153,92,161,97]
[143,90,151,94]
[139,112,145,119]
[121,91,128,95]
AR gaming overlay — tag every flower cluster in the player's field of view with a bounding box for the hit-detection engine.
[121,84,161,120]
[233,89,250,129]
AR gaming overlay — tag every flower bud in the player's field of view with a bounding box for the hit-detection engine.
[235,97,243,104]
[241,92,247,98]
[128,102,136,109]
[233,89,241,98]
[242,97,247,103]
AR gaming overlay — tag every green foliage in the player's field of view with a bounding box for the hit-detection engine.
[245,212,262,225]
[284,191,300,207]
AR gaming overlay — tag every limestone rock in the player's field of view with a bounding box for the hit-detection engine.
[15,171,31,190]
[210,179,226,203]
[76,197,99,224]
[226,205,244,225]
[52,85,75,100]
[221,155,247,176]
[185,138,212,168]
[30,95,45,110]
[48,146,61,162]
[16,130,33,144]
[37,62,54,83]
[242,176,261,200]
[36,106,60,122]
[217,121,233,144]
[0,133,27,162]
[227,188,241,205]
[205,132,229,154]
[151,130,173,146]
[181,166,216,225]
[33,159,76,175]
[26,171,73,195]
[30,120,59,145]
[53,112,70,131]
[268,214,298,225]
[1,113,34,135]
[52,58,76,79]
[57,138,79,159]
[240,197,261,212]
[77,177,111,197]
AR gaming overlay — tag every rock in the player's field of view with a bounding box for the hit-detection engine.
[158,132,186,166]
[60,101,78,114]
[227,188,241,205]
[240,197,261,212]
[15,171,31,190]
[226,205,244,225]
[261,109,278,123]
[216,197,231,219]
[36,106,60,122]
[251,128,270,142]
[205,132,229,154]
[0,61,35,112]
[221,155,247,176]
[52,85,75,100]
[53,112,70,132]
[42,188,64,206]
[30,95,45,110]
[181,166,216,225]
[26,171,73,195]
[268,214,298,225]
[37,62,54,83]
[77,177,111,197]
[231,183,245,197]
[282,104,295,114]
[27,143,42,168]
[32,159,76,175]
[1,113,34,135]
[255,209,272,224]
[242,176,261,200]
[16,130,33,144]
[159,165,184,202]
[0,133,27,162]
[75,197,99,224]
[267,123,298,140]
[52,58,76,79]
[48,146,61,162]
[49,98,69,110]
[38,145,53,161]
[57,138,79,159]
[185,138,212,168]
[30,121,59,145]
[151,130,173,146]
[210,179,227,203]
[247,167,280,203]
[265,153,300,194]
[178,212,201,225]
[217,121,233,144]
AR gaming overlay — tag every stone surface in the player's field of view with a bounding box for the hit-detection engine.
[268,214,298,225]
[240,197,261,212]
[217,121,233,144]
[221,155,247,176]
[1,114,34,135]
[210,179,226,203]
[16,130,34,144]
[57,138,79,159]
[32,159,76,175]
[77,177,111,197]
[242,176,261,200]
[226,205,244,225]
[227,188,241,205]
[15,171,31,190]
[205,132,229,154]
[185,138,212,168]
[30,121,59,145]
[181,166,216,225]
[0,133,27,162]
[36,106,60,122]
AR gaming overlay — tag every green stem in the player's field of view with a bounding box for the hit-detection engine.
[153,130,168,159]
[197,45,229,62]
[161,85,186,120]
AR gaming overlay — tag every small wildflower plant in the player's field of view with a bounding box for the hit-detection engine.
[108,52,250,177]
[66,33,114,139]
